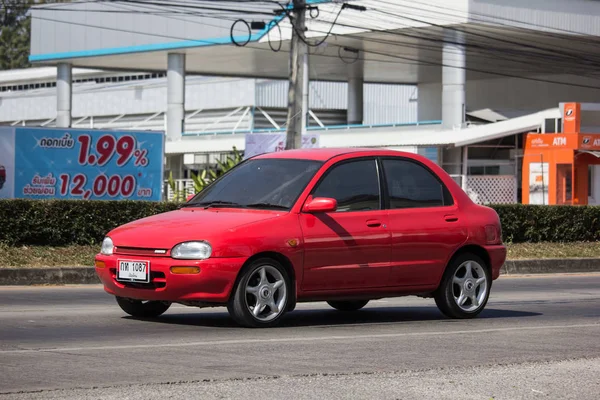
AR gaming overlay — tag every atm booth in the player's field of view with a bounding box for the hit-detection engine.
[522,103,600,205]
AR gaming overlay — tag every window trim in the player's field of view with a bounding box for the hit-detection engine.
[308,157,383,213]
[379,156,455,210]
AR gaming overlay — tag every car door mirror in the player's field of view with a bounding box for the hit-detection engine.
[303,197,337,213]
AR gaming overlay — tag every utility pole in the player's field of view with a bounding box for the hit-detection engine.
[285,0,307,150]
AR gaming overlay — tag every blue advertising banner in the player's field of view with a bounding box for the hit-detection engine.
[0,127,164,201]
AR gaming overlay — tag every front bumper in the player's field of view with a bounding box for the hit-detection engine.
[485,244,507,280]
[95,254,246,303]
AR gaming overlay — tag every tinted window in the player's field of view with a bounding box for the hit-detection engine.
[188,159,322,209]
[383,159,448,209]
[313,159,380,212]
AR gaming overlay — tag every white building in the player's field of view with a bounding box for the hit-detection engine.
[13,0,600,203]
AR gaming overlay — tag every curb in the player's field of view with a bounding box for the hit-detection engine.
[0,267,100,286]
[0,258,600,285]
[500,258,600,275]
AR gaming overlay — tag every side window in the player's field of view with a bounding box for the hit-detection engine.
[312,159,380,212]
[383,158,450,209]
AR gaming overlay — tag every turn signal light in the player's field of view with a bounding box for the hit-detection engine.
[94,260,106,269]
[170,266,201,274]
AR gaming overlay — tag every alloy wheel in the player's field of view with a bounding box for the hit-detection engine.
[452,260,488,312]
[244,265,287,322]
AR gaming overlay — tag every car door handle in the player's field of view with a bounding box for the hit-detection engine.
[366,219,382,227]
[444,215,459,222]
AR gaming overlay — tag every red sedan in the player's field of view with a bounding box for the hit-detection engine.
[0,165,5,190]
[95,148,506,327]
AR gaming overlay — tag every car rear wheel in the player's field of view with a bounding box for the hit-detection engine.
[434,253,490,319]
[115,296,171,318]
[327,300,369,311]
[227,258,291,328]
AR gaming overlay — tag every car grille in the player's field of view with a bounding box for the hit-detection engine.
[114,246,168,257]
[110,268,166,289]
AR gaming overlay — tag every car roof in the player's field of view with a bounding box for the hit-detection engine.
[252,148,417,161]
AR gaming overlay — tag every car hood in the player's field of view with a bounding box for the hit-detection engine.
[108,208,283,249]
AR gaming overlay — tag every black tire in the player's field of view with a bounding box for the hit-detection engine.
[434,253,491,319]
[115,296,171,318]
[227,258,291,328]
[327,300,369,311]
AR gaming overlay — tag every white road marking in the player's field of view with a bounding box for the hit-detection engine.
[1,323,598,354]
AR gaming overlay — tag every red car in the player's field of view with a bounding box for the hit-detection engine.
[95,148,506,328]
[0,165,5,190]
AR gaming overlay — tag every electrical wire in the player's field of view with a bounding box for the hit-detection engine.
[302,4,344,47]
[267,19,283,52]
[230,19,251,47]
[27,1,600,90]
[338,46,359,64]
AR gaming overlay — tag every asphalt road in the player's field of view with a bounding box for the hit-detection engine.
[1,274,599,399]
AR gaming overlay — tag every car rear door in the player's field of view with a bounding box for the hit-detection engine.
[381,157,468,287]
[299,158,392,291]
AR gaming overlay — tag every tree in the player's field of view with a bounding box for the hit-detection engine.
[0,0,33,70]
[0,0,69,70]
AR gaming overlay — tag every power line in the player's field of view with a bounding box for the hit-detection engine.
[27,2,600,90]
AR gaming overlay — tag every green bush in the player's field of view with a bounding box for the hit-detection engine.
[493,204,600,243]
[1,200,599,246]
[0,199,178,246]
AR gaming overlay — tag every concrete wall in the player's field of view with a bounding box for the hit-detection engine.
[467,75,600,116]
[418,75,600,120]
[417,83,442,121]
[471,0,600,35]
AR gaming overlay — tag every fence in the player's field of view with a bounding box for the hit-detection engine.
[466,175,518,204]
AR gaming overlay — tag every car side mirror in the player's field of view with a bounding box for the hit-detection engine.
[303,197,337,213]
[186,194,195,202]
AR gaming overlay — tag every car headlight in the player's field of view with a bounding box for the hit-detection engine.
[101,237,114,256]
[171,241,212,260]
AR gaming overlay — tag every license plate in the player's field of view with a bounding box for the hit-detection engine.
[117,260,150,283]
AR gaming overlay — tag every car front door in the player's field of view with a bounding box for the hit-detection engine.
[299,158,392,291]
[381,157,468,287]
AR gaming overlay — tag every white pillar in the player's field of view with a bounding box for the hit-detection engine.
[461,146,469,192]
[442,30,466,130]
[442,30,466,175]
[347,59,364,125]
[56,63,72,128]
[167,53,185,141]
[347,77,364,125]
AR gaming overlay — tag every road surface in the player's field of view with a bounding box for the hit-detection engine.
[1,274,599,399]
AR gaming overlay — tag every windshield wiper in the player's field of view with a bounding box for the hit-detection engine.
[245,203,289,210]
[181,201,242,209]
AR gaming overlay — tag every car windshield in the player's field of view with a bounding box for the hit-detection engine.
[186,158,323,210]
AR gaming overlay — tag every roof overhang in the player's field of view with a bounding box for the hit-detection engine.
[166,123,442,154]
[29,1,600,84]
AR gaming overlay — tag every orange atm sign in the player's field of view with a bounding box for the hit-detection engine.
[526,134,600,150]
[527,135,573,149]
[580,135,600,149]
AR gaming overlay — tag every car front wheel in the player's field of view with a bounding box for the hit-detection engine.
[327,300,369,311]
[434,253,490,319]
[115,296,171,318]
[228,258,291,328]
